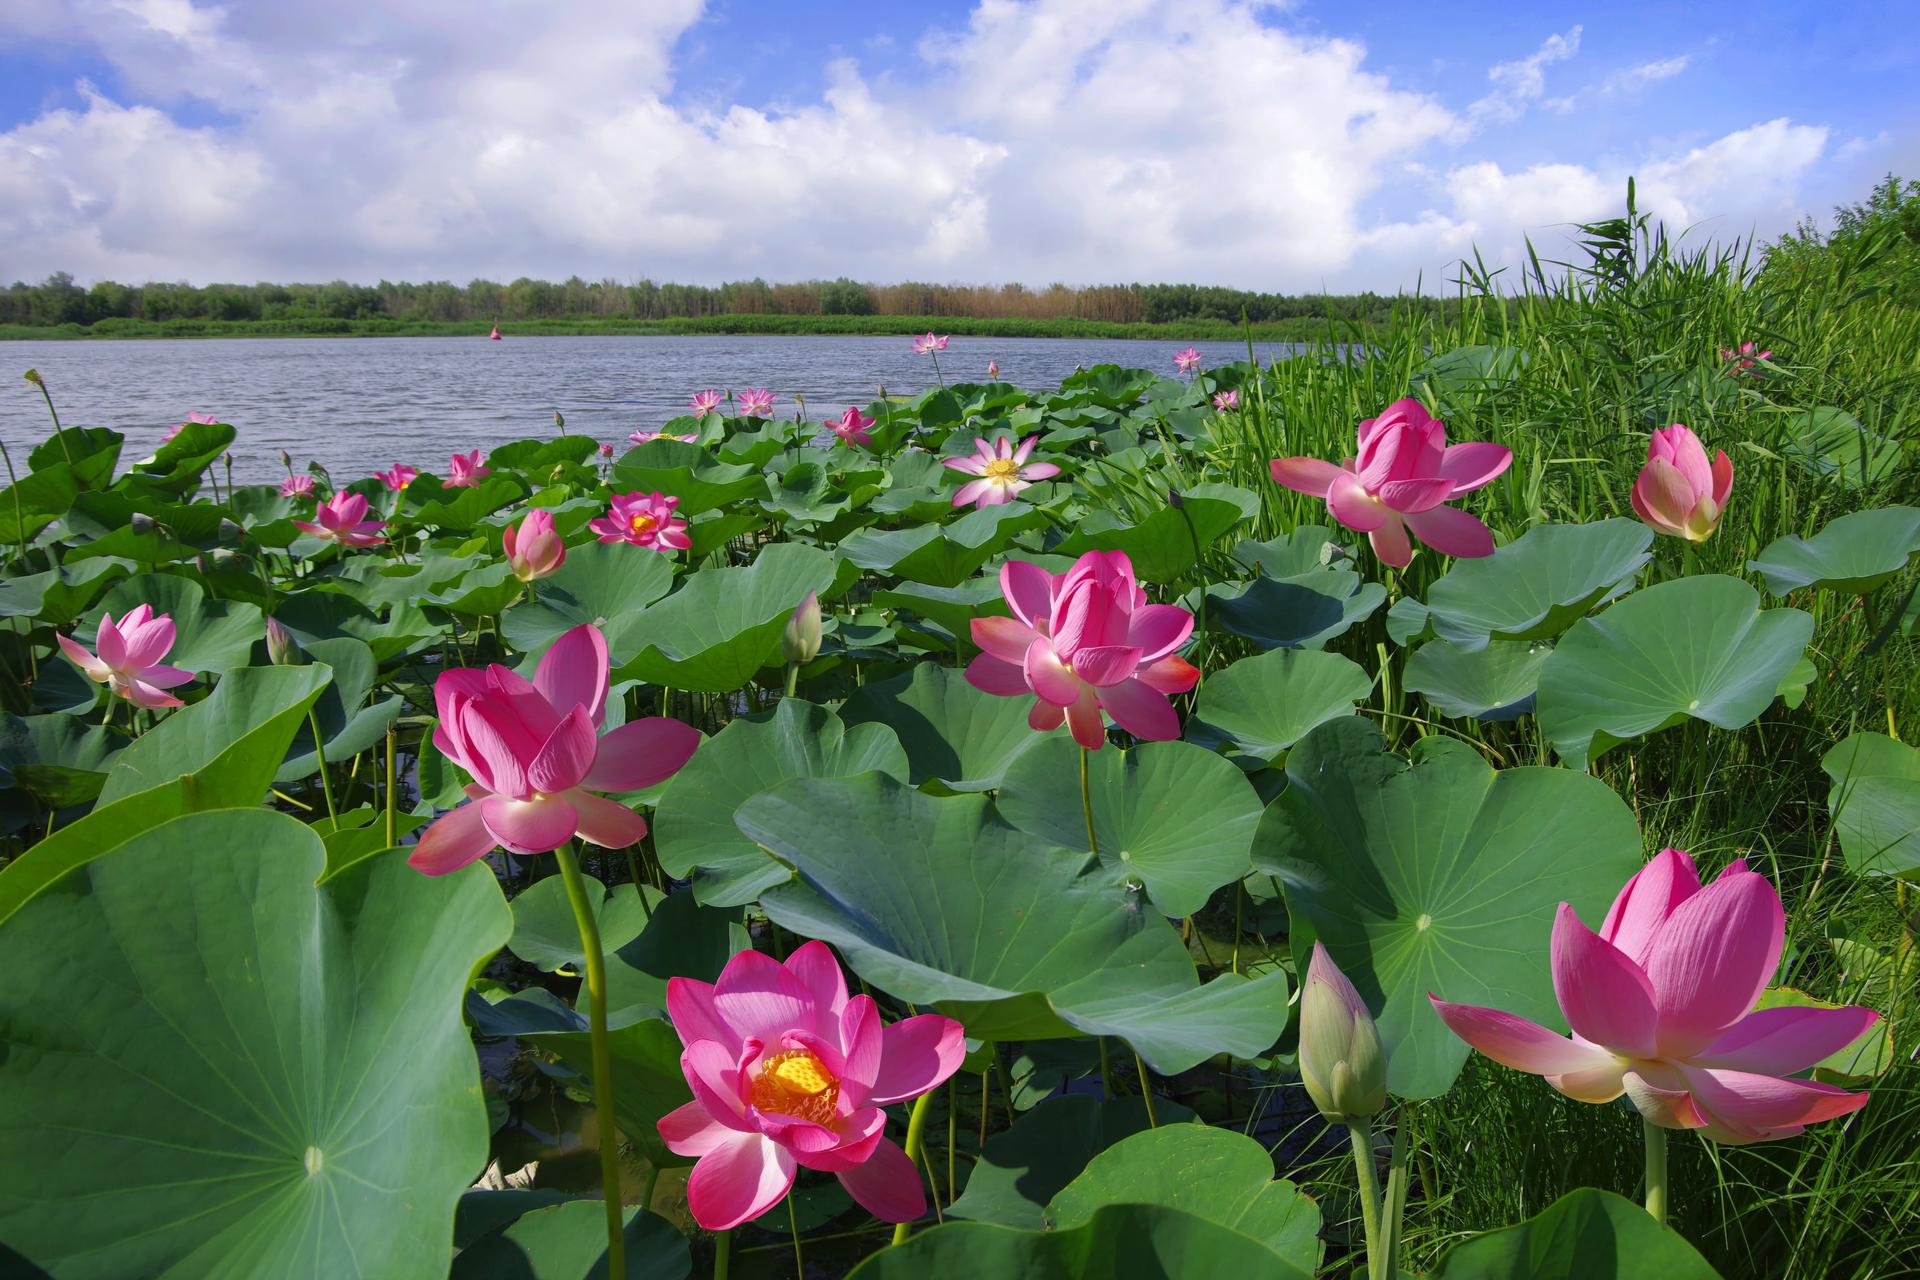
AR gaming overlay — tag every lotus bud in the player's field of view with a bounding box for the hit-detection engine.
[265,616,298,666]
[218,517,243,542]
[554,410,565,429]
[280,449,293,468]
[1299,941,1386,1124]
[1168,488,1185,509]
[24,368,43,387]
[782,591,822,665]
[504,508,566,583]
[130,511,157,535]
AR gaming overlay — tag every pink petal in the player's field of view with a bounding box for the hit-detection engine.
[1024,637,1082,707]
[123,679,186,709]
[1327,471,1390,532]
[713,948,818,1045]
[1599,848,1702,966]
[1643,867,1785,1057]
[785,941,851,1022]
[1709,450,1734,507]
[658,1099,736,1157]
[681,1039,753,1131]
[667,977,734,1048]
[837,997,883,1101]
[1376,477,1457,514]
[833,1136,926,1224]
[942,457,987,476]
[56,633,110,682]
[460,702,531,799]
[534,624,609,726]
[1000,560,1056,629]
[1654,426,1713,496]
[868,1014,966,1105]
[952,479,990,507]
[95,616,127,671]
[1695,1004,1881,1076]
[118,616,177,671]
[964,652,1031,698]
[579,717,701,792]
[139,664,194,689]
[570,790,649,849]
[1437,442,1513,493]
[1635,458,1698,531]
[408,801,498,876]
[479,792,579,854]
[1676,1065,1869,1144]
[686,1131,795,1231]
[1125,604,1193,663]
[1623,1064,1709,1130]
[1551,904,1658,1057]
[1135,654,1200,695]
[1064,684,1108,751]
[1368,516,1413,567]
[793,1106,886,1173]
[1070,645,1143,687]
[1022,462,1060,480]
[1403,504,1495,558]
[971,616,1039,664]
[1429,996,1623,1077]
[1097,677,1181,742]
[1028,699,1065,732]
[1271,456,1346,497]
[527,706,598,794]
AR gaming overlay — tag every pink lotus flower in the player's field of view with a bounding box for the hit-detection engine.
[1431,848,1876,1145]
[599,442,615,457]
[58,604,194,709]
[628,428,698,446]
[280,475,315,499]
[163,411,218,444]
[504,508,566,582]
[587,491,691,551]
[828,406,875,447]
[447,450,491,487]
[1632,425,1732,543]
[987,359,1000,378]
[966,551,1199,750]
[911,332,950,355]
[1270,397,1511,568]
[409,624,699,875]
[374,463,418,493]
[1719,341,1772,375]
[292,491,387,548]
[942,435,1060,508]
[1213,389,1239,412]
[1173,347,1201,375]
[660,940,966,1230]
[738,387,775,418]
[689,389,726,416]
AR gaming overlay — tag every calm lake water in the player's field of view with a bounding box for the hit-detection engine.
[1,334,1290,484]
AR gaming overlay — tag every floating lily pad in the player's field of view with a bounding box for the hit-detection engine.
[1422,520,1651,651]
[1427,1187,1720,1279]
[841,663,1039,791]
[1820,731,1920,878]
[1404,638,1551,721]
[501,540,676,666]
[1258,717,1643,1098]
[1187,647,1372,764]
[1536,575,1813,767]
[618,543,836,692]
[1747,505,1920,596]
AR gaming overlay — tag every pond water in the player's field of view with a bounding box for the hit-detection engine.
[0,333,1293,483]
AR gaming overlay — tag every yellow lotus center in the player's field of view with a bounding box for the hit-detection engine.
[628,512,658,535]
[983,458,1021,481]
[750,1049,840,1125]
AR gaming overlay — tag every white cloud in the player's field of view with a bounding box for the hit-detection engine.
[1605,54,1690,92]
[1469,26,1581,125]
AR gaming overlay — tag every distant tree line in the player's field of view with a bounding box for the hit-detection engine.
[0,272,1437,330]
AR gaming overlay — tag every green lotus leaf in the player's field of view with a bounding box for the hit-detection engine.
[687,508,766,558]
[841,503,1048,588]
[274,587,439,663]
[1780,406,1902,490]
[501,540,676,666]
[1231,525,1350,578]
[612,439,769,515]
[1747,505,1920,596]
[487,435,603,473]
[742,774,1292,1074]
[89,572,264,674]
[123,417,235,494]
[1421,520,1651,651]
[654,699,908,906]
[947,1095,1180,1228]
[1257,716,1643,1098]
[510,875,657,972]
[872,577,1010,642]
[399,475,526,531]
[330,547,486,610]
[762,459,850,523]
[1820,731,1920,877]
[0,559,129,624]
[996,735,1263,917]
[424,558,527,617]
[841,663,1039,792]
[0,814,510,1279]
[1054,484,1260,582]
[1404,638,1550,721]
[1536,575,1813,767]
[1427,1187,1721,1279]
[450,1198,689,1280]
[276,636,403,783]
[455,1190,579,1248]
[0,711,119,808]
[616,542,836,692]
[1190,570,1385,651]
[32,426,123,487]
[1387,596,1431,645]
[1187,647,1372,764]
[601,887,750,1028]
[715,423,788,467]
[310,804,430,880]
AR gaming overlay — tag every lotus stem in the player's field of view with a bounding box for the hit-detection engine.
[383,726,396,846]
[1132,1049,1158,1128]
[27,370,75,466]
[1078,746,1099,860]
[1348,1119,1385,1280]
[1643,1116,1668,1226]
[1381,1117,1410,1279]
[556,842,626,1280]
[307,708,338,822]
[892,1089,937,1245]
[786,1189,804,1276]
[714,1228,731,1280]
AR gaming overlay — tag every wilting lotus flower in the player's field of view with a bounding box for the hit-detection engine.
[1300,942,1387,1124]
[280,474,315,499]
[1632,425,1732,543]
[504,508,566,582]
[1431,848,1876,1144]
[689,389,726,416]
[292,491,387,548]
[588,491,690,551]
[374,463,418,493]
[447,450,490,487]
[163,410,218,444]
[738,387,775,418]
[660,940,966,1230]
[1173,346,1201,375]
[58,605,194,708]
[966,551,1198,749]
[942,435,1060,508]
[1213,389,1240,412]
[1270,398,1511,567]
[1719,341,1772,375]
[828,406,875,447]
[987,359,1000,378]
[911,332,950,355]
[628,428,697,446]
[782,591,822,665]
[409,624,699,874]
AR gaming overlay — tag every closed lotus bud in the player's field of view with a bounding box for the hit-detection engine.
[504,509,566,583]
[554,410,565,429]
[280,449,293,468]
[24,368,43,387]
[219,517,243,542]
[265,616,298,666]
[1299,941,1387,1123]
[130,511,157,535]
[782,591,822,664]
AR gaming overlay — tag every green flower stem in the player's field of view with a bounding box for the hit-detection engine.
[1348,1120,1385,1280]
[714,1228,731,1280]
[383,727,396,846]
[556,842,626,1280]
[1132,1049,1159,1128]
[1381,1117,1410,1279]
[307,708,338,822]
[892,1089,937,1245]
[787,1189,805,1276]
[1644,1117,1668,1226]
[1079,746,1099,859]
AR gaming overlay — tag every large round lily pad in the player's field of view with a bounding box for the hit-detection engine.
[0,810,510,1278]
[741,774,1292,1074]
[1403,638,1550,722]
[1421,519,1651,652]
[1427,1187,1720,1279]
[1535,575,1813,768]
[1747,505,1920,596]
[1821,731,1920,878]
[1186,647,1372,764]
[841,663,1039,792]
[1257,716,1642,1098]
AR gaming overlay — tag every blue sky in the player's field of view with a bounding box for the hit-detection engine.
[1,0,1912,290]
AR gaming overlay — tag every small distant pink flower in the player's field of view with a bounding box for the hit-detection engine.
[1173,347,1201,375]
[942,435,1060,508]
[828,406,875,448]
[912,332,950,355]
[57,604,195,709]
[292,491,388,548]
[280,475,315,499]
[599,442,615,457]
[1632,425,1732,543]
[446,450,490,487]
[738,387,775,418]
[987,360,1000,378]
[588,491,691,551]
[163,411,218,444]
[629,428,698,446]
[374,463,418,493]
[1213,389,1240,412]
[689,389,726,416]
[1719,341,1773,375]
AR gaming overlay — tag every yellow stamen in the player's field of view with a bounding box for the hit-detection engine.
[982,458,1021,481]
[628,512,658,535]
[750,1049,840,1125]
